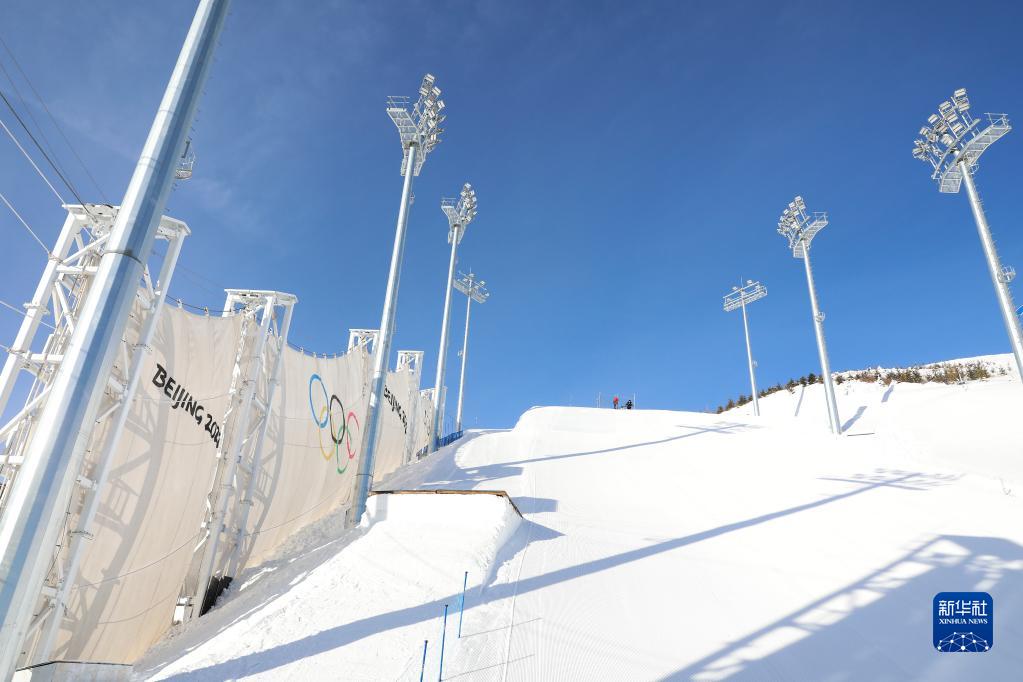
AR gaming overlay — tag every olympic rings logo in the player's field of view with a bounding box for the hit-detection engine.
[308,373,361,474]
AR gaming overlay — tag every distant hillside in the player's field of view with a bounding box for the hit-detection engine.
[715,354,1016,414]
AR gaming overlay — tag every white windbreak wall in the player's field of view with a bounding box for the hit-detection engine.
[375,368,415,476]
[44,305,240,663]
[28,306,420,666]
[236,345,371,569]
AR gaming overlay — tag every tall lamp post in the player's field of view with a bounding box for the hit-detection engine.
[354,74,445,525]
[777,196,842,435]
[453,271,489,432]
[430,184,477,451]
[912,88,1023,379]
[723,280,767,416]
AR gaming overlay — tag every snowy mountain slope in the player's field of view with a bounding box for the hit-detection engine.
[133,470,520,681]
[136,356,1023,681]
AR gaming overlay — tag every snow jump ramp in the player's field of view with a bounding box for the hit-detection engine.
[132,487,521,680]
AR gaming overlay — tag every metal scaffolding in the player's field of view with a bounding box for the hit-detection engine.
[181,290,296,622]
[0,204,188,666]
[0,2,229,674]
[347,328,379,354]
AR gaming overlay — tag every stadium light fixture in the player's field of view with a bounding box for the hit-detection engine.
[354,74,446,526]
[430,184,478,451]
[452,271,489,432]
[723,279,767,416]
[777,196,842,435]
[912,88,1023,380]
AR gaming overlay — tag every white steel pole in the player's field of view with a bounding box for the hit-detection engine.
[959,162,1023,380]
[802,245,841,434]
[455,283,472,432]
[430,226,461,451]
[0,1,229,673]
[740,297,760,416]
[353,143,418,525]
[224,301,293,578]
[33,229,187,662]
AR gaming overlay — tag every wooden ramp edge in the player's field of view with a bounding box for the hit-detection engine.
[370,489,523,518]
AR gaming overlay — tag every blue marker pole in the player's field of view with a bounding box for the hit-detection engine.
[420,639,429,682]
[439,604,449,681]
[458,571,468,638]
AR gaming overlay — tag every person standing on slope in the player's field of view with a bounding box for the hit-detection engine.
[613,395,619,409]
[625,399,633,410]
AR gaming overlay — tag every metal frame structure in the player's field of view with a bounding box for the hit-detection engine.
[723,280,766,417]
[778,196,842,435]
[912,88,1023,379]
[452,271,489,432]
[414,387,436,460]
[430,183,477,452]
[396,350,424,464]
[0,204,188,666]
[0,2,229,674]
[347,328,379,354]
[184,290,296,621]
[354,74,445,526]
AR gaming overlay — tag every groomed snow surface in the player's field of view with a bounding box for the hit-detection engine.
[135,354,1023,681]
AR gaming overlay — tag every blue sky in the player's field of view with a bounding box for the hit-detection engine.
[2,0,1023,429]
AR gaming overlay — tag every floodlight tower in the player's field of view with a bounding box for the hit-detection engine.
[912,88,1023,379]
[430,183,477,451]
[354,74,445,525]
[453,271,489,432]
[723,280,767,416]
[778,196,842,435]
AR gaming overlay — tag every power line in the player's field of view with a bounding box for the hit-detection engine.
[0,117,64,204]
[0,190,49,253]
[0,89,92,211]
[0,298,54,330]
[0,33,109,203]
[0,58,68,191]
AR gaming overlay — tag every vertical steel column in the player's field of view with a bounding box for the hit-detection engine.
[0,1,229,674]
[354,144,418,525]
[455,287,472,432]
[802,246,841,434]
[430,226,461,451]
[224,300,294,578]
[33,228,187,662]
[960,163,1023,380]
[740,298,759,417]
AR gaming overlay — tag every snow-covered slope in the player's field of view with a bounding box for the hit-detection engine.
[135,355,1023,681]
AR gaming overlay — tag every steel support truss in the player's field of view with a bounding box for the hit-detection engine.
[0,203,189,665]
[415,387,436,460]
[396,350,424,465]
[347,328,379,354]
[181,289,295,622]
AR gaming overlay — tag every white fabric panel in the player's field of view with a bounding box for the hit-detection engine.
[374,369,414,477]
[35,308,425,665]
[51,305,242,664]
[237,345,370,568]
